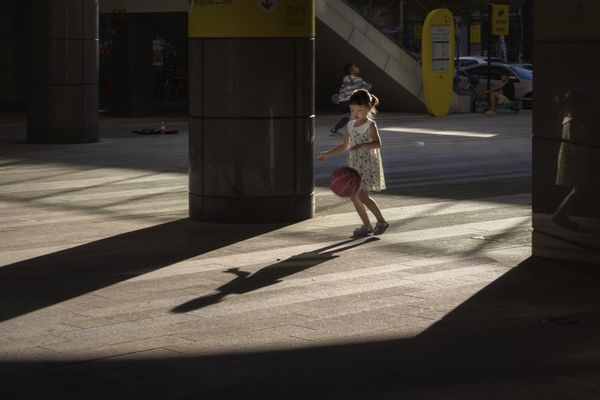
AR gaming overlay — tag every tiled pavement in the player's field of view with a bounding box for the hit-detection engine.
[1,111,599,399]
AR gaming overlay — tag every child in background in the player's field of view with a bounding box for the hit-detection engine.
[330,63,372,136]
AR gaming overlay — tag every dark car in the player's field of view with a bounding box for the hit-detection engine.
[510,63,533,71]
[455,56,504,69]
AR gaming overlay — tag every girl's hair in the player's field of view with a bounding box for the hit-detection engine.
[348,89,379,115]
[343,63,354,75]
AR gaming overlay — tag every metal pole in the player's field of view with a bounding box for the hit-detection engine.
[399,0,404,45]
[455,18,460,80]
[487,4,491,92]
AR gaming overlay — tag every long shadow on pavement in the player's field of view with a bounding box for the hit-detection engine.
[0,219,283,323]
[1,257,599,399]
[172,237,379,313]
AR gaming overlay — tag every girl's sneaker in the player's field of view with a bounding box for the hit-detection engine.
[352,225,373,237]
[373,221,389,235]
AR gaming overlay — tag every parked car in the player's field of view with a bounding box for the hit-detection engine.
[457,62,533,109]
[455,56,504,68]
[510,62,533,71]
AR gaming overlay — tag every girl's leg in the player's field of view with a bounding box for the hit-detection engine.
[555,187,577,217]
[552,187,579,228]
[358,190,386,222]
[333,116,349,131]
[351,192,372,228]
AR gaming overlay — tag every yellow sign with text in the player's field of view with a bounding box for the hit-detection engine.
[470,23,481,44]
[188,0,315,38]
[421,8,455,116]
[491,4,509,36]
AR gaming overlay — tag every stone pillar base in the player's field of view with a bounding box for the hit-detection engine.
[189,193,314,223]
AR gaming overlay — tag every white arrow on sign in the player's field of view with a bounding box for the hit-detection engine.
[256,0,279,13]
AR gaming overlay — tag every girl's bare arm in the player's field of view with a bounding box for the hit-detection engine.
[317,133,350,160]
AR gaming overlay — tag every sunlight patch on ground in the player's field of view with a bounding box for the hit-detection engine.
[381,127,497,138]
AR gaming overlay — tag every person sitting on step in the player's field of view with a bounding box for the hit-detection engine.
[485,71,515,114]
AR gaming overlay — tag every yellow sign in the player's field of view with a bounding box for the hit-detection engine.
[189,0,315,38]
[421,8,455,117]
[491,4,509,36]
[470,23,481,44]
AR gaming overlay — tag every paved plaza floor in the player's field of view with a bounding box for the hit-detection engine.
[1,111,599,399]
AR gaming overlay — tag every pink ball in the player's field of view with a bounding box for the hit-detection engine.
[330,166,361,197]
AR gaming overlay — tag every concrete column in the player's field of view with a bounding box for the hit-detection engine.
[110,14,153,117]
[532,0,600,263]
[0,0,25,111]
[26,0,99,143]
[188,4,315,223]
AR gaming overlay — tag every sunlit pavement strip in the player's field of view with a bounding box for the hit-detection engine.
[121,214,529,284]
[380,127,498,138]
[0,112,539,397]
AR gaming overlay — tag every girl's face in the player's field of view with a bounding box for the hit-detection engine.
[350,104,370,121]
[351,65,360,75]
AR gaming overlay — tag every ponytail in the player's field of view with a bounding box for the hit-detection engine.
[370,94,379,109]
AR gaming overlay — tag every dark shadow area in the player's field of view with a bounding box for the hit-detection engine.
[99,11,189,117]
[1,256,599,399]
[172,237,379,313]
[0,219,284,323]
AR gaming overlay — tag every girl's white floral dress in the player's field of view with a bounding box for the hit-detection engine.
[346,118,386,192]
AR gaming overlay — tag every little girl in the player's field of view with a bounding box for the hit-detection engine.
[318,89,389,237]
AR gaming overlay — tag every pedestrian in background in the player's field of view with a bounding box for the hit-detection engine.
[484,71,515,114]
[330,63,372,136]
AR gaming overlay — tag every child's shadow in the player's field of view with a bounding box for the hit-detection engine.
[171,237,379,313]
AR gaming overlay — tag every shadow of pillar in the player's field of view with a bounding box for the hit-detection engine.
[0,219,284,322]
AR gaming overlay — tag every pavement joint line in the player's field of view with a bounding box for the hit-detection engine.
[557,378,598,387]
[0,207,190,229]
[307,193,531,226]
[316,173,531,196]
[0,187,189,205]
[314,159,530,178]
[0,173,186,194]
[286,335,320,343]
[383,169,531,183]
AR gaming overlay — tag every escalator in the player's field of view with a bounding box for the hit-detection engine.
[316,0,427,112]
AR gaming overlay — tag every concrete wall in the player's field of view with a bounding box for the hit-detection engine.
[532,0,600,263]
[0,0,25,110]
[25,0,99,143]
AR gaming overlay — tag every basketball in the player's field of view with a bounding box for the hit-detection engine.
[330,166,361,197]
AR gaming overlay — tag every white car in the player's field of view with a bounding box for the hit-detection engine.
[456,56,505,69]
